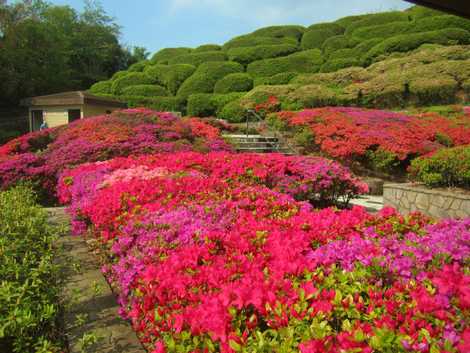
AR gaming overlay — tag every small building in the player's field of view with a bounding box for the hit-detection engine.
[20,91,127,132]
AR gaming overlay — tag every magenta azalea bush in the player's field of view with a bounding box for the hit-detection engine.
[59,152,469,353]
[0,109,231,203]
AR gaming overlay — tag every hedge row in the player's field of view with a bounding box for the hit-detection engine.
[123,95,187,113]
[194,44,222,52]
[111,72,154,94]
[254,72,298,86]
[168,51,228,66]
[322,35,360,56]
[351,21,413,41]
[343,11,410,35]
[127,60,149,72]
[247,49,323,77]
[150,47,193,64]
[251,25,306,41]
[121,84,169,97]
[177,61,244,98]
[222,35,298,50]
[320,58,362,73]
[89,80,113,95]
[214,73,253,94]
[414,15,470,34]
[301,28,343,50]
[144,64,196,95]
[186,92,244,117]
[227,44,299,65]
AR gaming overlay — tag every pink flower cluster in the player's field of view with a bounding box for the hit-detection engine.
[60,152,469,353]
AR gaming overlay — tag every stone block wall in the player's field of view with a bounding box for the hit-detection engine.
[383,183,470,219]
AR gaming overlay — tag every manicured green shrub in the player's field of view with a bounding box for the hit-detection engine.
[121,84,169,97]
[241,84,298,106]
[301,28,342,50]
[223,35,297,50]
[89,80,113,95]
[111,70,128,81]
[292,66,370,86]
[214,73,253,94]
[287,84,346,107]
[344,11,410,35]
[144,64,197,94]
[405,5,443,20]
[351,22,413,40]
[247,49,323,77]
[194,44,222,52]
[150,47,193,64]
[168,51,228,66]
[227,44,299,65]
[364,28,470,64]
[307,22,344,34]
[111,72,154,95]
[0,185,62,353]
[251,25,306,41]
[409,77,459,106]
[124,95,187,113]
[414,15,470,33]
[322,35,360,56]
[409,145,470,189]
[177,61,244,98]
[187,92,244,117]
[218,99,247,123]
[334,14,368,28]
[128,60,149,72]
[254,72,298,86]
[320,58,362,73]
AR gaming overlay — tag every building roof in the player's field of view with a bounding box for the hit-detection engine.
[20,91,127,108]
[405,1,470,19]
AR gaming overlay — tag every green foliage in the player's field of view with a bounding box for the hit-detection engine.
[150,47,193,64]
[194,44,222,52]
[89,80,113,95]
[218,99,247,123]
[0,186,62,353]
[364,28,470,64]
[227,44,299,65]
[366,149,400,174]
[110,70,128,81]
[414,15,470,33]
[254,72,298,86]
[251,25,306,41]
[351,21,413,40]
[344,11,410,35]
[405,5,444,20]
[123,95,187,113]
[334,14,369,28]
[410,146,470,189]
[127,60,149,72]
[214,73,253,94]
[144,64,197,95]
[322,35,360,56]
[121,84,169,97]
[169,51,228,66]
[223,35,298,50]
[111,72,153,95]
[409,77,459,106]
[187,92,244,117]
[247,49,323,77]
[320,58,362,73]
[301,26,344,50]
[177,61,244,98]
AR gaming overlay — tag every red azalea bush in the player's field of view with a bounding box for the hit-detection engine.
[59,152,469,353]
[272,107,470,174]
[0,109,231,203]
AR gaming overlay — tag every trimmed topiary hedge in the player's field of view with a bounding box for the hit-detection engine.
[214,73,253,94]
[227,44,299,65]
[301,28,343,50]
[168,51,228,66]
[223,35,298,50]
[121,84,169,97]
[127,60,149,72]
[177,61,244,98]
[322,35,360,56]
[144,64,197,95]
[254,72,298,86]
[414,15,470,33]
[89,80,113,95]
[187,92,244,117]
[251,25,306,41]
[111,70,129,81]
[123,95,187,113]
[218,99,247,123]
[351,22,413,41]
[150,47,193,64]
[247,49,323,77]
[364,28,470,64]
[405,5,443,20]
[307,22,344,34]
[111,72,154,95]
[320,58,362,73]
[194,44,222,52]
[328,38,382,65]
[344,11,410,35]
[409,77,459,106]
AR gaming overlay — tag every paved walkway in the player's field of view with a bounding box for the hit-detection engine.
[48,208,145,353]
[349,195,384,213]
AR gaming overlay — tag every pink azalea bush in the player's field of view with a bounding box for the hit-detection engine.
[0,109,231,203]
[59,152,469,353]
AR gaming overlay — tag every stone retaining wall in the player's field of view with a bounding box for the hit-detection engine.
[383,183,470,219]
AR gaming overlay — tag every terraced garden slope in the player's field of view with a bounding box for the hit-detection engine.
[89,6,470,119]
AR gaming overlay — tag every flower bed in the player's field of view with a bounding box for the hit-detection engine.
[0,109,231,203]
[60,152,469,353]
[270,107,470,174]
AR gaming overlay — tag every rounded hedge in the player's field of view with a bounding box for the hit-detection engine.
[150,47,193,64]
[177,61,244,98]
[351,22,413,41]
[251,25,306,41]
[301,28,342,50]
[227,44,299,65]
[405,5,444,20]
[364,28,470,64]
[187,92,244,117]
[89,80,112,95]
[218,99,247,123]
[414,15,470,33]
[307,22,344,34]
[214,73,253,94]
[168,51,228,66]
[254,72,298,86]
[144,64,196,95]
[194,44,222,52]
[344,11,410,35]
[223,35,298,50]
[124,95,187,113]
[322,35,360,56]
[121,84,169,97]
[334,14,369,28]
[127,60,149,72]
[111,72,154,95]
[328,38,382,65]
[409,77,459,106]
[247,49,323,77]
[320,58,362,73]
[111,70,129,81]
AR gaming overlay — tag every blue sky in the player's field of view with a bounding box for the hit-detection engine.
[53,0,411,54]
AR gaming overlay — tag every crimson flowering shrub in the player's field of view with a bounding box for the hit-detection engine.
[59,152,469,353]
[273,107,470,174]
[0,109,231,203]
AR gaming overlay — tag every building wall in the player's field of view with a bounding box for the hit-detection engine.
[30,105,83,130]
[83,104,121,118]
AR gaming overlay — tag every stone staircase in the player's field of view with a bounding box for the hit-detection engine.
[223,134,296,154]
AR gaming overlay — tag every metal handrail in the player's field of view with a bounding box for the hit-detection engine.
[245,109,298,155]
